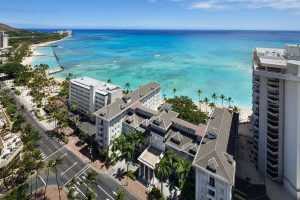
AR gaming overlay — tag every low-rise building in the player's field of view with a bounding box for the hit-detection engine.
[69,77,123,116]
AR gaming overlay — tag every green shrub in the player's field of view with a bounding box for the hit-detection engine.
[127,170,136,180]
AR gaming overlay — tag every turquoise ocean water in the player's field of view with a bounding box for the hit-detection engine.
[31,30,300,108]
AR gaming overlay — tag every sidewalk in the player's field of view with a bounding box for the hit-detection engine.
[66,133,148,200]
[3,80,56,131]
[121,177,148,200]
[66,133,108,172]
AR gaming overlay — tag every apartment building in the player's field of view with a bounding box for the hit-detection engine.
[193,108,238,200]
[0,31,8,49]
[93,82,161,147]
[252,44,300,199]
[69,77,122,116]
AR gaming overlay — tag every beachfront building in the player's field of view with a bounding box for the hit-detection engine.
[193,108,238,200]
[69,77,123,116]
[93,82,161,147]
[252,44,300,199]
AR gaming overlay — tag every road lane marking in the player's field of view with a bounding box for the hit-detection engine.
[78,179,98,197]
[38,175,46,186]
[97,185,114,200]
[43,145,65,161]
[59,152,67,159]
[63,164,90,186]
[61,162,78,176]
[74,185,87,198]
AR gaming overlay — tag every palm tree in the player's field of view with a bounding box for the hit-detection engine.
[53,157,63,200]
[67,177,78,200]
[44,160,54,200]
[124,82,131,94]
[172,88,177,97]
[0,166,12,191]
[211,93,218,104]
[86,110,93,122]
[116,187,125,200]
[154,159,171,195]
[35,161,45,200]
[197,89,202,110]
[226,97,233,108]
[70,102,79,114]
[203,97,210,112]
[220,94,225,107]
[122,143,134,185]
[107,78,112,84]
[85,170,98,197]
[176,158,191,189]
[209,102,215,111]
[232,106,240,114]
[74,115,81,133]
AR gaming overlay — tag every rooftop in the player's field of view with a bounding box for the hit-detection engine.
[138,146,163,169]
[165,127,200,157]
[255,45,300,68]
[94,82,160,120]
[71,76,120,92]
[192,107,238,185]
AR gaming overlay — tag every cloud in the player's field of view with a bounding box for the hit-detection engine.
[188,0,300,12]
[189,1,224,9]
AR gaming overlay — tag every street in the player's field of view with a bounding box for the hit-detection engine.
[1,81,139,200]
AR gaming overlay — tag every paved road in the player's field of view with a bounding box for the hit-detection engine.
[1,81,139,200]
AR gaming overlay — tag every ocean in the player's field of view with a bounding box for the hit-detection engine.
[31,30,300,108]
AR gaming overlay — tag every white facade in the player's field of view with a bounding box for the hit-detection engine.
[2,34,8,48]
[196,168,232,200]
[94,82,161,147]
[252,45,300,199]
[69,77,122,116]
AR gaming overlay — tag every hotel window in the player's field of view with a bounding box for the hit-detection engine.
[208,189,215,197]
[209,177,215,187]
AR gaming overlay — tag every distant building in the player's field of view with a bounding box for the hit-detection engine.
[69,77,123,116]
[0,31,8,49]
[2,33,8,48]
[252,44,300,199]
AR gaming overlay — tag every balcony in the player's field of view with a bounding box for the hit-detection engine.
[267,107,279,116]
[267,138,278,146]
[268,95,279,103]
[267,119,279,127]
[267,145,278,154]
[267,157,278,167]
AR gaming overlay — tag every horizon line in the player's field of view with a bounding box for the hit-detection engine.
[23,27,300,32]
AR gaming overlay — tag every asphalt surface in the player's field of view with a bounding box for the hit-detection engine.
[1,81,139,200]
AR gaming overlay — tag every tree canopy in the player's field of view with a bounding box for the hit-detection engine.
[166,96,208,125]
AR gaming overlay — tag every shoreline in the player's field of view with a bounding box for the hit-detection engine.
[196,102,252,123]
[21,36,68,66]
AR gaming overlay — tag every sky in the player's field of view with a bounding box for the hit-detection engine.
[1,0,300,30]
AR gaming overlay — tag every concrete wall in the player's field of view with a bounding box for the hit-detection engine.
[283,79,300,199]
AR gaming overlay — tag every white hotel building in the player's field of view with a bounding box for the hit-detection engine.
[94,82,161,147]
[69,77,123,116]
[252,44,300,199]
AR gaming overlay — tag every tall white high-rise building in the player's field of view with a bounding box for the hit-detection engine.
[0,31,8,48]
[252,44,300,199]
[69,77,123,116]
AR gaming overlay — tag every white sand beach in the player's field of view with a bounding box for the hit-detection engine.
[197,102,252,123]
[21,37,68,66]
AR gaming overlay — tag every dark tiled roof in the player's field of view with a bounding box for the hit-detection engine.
[192,107,238,185]
[94,82,160,120]
[165,127,200,157]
